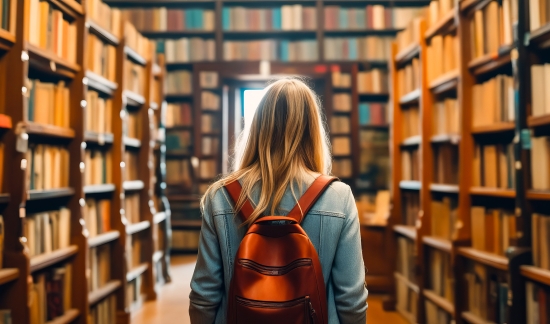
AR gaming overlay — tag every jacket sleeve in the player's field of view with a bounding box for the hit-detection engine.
[331,186,369,323]
[189,195,224,323]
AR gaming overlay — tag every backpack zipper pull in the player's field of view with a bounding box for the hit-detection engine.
[308,299,318,324]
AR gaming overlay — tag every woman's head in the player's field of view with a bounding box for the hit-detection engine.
[204,77,332,224]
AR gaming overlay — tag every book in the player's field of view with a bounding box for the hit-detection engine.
[88,244,111,293]
[200,72,218,89]
[222,6,316,31]
[172,229,200,251]
[470,206,516,255]
[123,8,215,31]
[166,103,193,127]
[125,193,141,224]
[331,72,351,88]
[324,6,423,30]
[430,196,458,240]
[359,103,388,125]
[124,151,139,182]
[89,295,116,324]
[357,69,388,93]
[126,110,141,139]
[86,34,117,82]
[396,17,424,52]
[166,130,192,153]
[473,143,515,189]
[333,93,352,112]
[396,235,416,282]
[433,98,460,135]
[224,40,318,62]
[402,191,420,226]
[124,60,145,95]
[427,248,454,301]
[199,160,217,179]
[166,71,192,95]
[332,137,351,156]
[402,106,420,138]
[530,136,550,190]
[472,75,515,127]
[426,34,458,83]
[324,37,392,61]
[84,149,112,185]
[470,1,516,60]
[27,80,70,128]
[358,129,389,189]
[164,38,216,63]
[202,91,220,110]
[426,0,455,29]
[434,143,459,184]
[397,58,420,98]
[25,208,71,258]
[532,213,550,270]
[332,159,352,178]
[85,90,113,136]
[123,21,156,61]
[83,198,111,237]
[29,264,72,322]
[530,64,550,117]
[86,0,121,37]
[401,148,420,181]
[331,116,350,134]
[28,145,70,190]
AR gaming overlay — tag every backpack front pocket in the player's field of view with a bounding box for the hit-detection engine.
[235,295,316,323]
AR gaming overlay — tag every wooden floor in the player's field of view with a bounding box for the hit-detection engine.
[132,255,407,324]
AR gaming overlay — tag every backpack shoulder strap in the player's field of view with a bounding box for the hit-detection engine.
[224,180,255,222]
[287,175,338,223]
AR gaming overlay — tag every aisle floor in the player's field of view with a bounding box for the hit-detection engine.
[132,255,407,324]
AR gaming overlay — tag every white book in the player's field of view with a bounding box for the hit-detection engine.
[545,64,550,114]
[502,0,512,45]
[292,5,303,30]
[372,5,385,29]
[281,5,292,30]
[159,7,167,31]
[531,64,546,117]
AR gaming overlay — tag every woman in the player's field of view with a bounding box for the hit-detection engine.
[189,78,368,323]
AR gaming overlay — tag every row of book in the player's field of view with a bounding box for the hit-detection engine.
[124,60,145,96]
[29,145,70,190]
[470,0,516,60]
[199,160,217,179]
[201,115,220,133]
[470,206,516,255]
[332,137,351,156]
[425,300,451,324]
[222,6,317,31]
[525,282,549,324]
[223,40,318,62]
[166,130,192,153]
[464,263,509,322]
[27,0,77,63]
[532,213,550,271]
[332,159,352,178]
[123,8,215,31]
[84,198,111,238]
[472,74,515,127]
[27,80,70,128]
[396,18,423,53]
[123,21,155,61]
[426,34,458,83]
[126,232,143,271]
[86,91,113,135]
[88,295,116,324]
[359,103,388,125]
[531,136,550,190]
[401,149,420,181]
[333,93,352,112]
[531,64,550,117]
[324,37,391,61]
[397,236,416,282]
[202,91,220,110]
[357,70,388,94]
[331,71,352,89]
[202,137,219,156]
[434,144,459,184]
[402,106,420,138]
[331,116,350,134]
[124,151,139,182]
[396,276,419,320]
[530,0,550,31]
[30,264,72,323]
[166,103,192,127]
[397,58,420,98]
[126,275,144,310]
[86,34,117,82]
[127,111,141,139]
[433,98,460,135]
[167,71,192,94]
[427,248,454,302]
[324,6,422,30]
[0,0,11,31]
[401,191,420,226]
[426,0,455,28]
[125,193,141,224]
[86,0,121,37]
[88,245,111,293]
[164,38,216,63]
[172,230,200,251]
[85,149,112,186]
[25,209,71,258]
[166,160,192,187]
[473,143,516,189]
[430,197,457,240]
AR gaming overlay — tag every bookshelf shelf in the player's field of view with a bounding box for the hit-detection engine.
[88,280,122,305]
[88,231,120,248]
[123,180,145,191]
[154,212,167,224]
[84,131,115,144]
[126,263,149,282]
[527,114,550,129]
[223,30,316,40]
[422,235,452,253]
[166,125,193,131]
[45,309,80,324]
[399,180,421,190]
[469,187,516,198]
[124,90,146,107]
[520,266,550,287]
[87,19,120,46]
[0,268,19,286]
[29,245,79,273]
[401,135,421,146]
[126,220,151,235]
[47,0,84,17]
[360,124,389,130]
[393,224,417,240]
[424,9,456,40]
[423,289,454,314]
[324,29,402,37]
[123,136,142,148]
[399,88,421,105]
[27,187,75,201]
[428,70,459,94]
[24,122,76,139]
[457,247,509,271]
[395,43,420,66]
[358,93,390,101]
[0,114,12,130]
[526,190,550,200]
[430,133,460,144]
[172,219,202,230]
[461,311,488,324]
[166,151,193,158]
[467,45,512,77]
[166,93,193,102]
[85,70,118,96]
[528,23,550,49]
[202,132,221,137]
[0,28,15,52]
[26,43,80,79]
[470,122,515,135]
[142,30,215,38]
[429,183,459,194]
[394,272,419,293]
[0,193,10,205]
[124,46,147,66]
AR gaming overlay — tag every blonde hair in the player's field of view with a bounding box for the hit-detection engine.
[202,77,332,225]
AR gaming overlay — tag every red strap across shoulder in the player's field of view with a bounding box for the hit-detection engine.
[224,180,255,222]
[287,175,337,223]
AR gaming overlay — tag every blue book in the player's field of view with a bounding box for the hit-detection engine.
[156,39,165,54]
[222,8,231,30]
[280,40,289,62]
[339,8,348,29]
[348,38,358,60]
[185,10,193,30]
[359,103,370,125]
[196,9,204,29]
[272,8,281,30]
[357,9,365,29]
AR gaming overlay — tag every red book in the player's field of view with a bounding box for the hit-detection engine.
[366,6,373,29]
[540,288,548,324]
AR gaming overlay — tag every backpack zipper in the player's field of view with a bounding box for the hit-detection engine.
[236,296,308,309]
[308,298,318,324]
[238,258,312,276]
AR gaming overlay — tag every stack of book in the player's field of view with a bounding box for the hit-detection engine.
[127,111,141,139]
[530,64,550,117]
[426,0,455,28]
[83,199,111,237]
[123,8,215,31]
[86,91,113,134]
[25,209,71,257]
[27,0,77,62]
[86,34,117,82]
[324,37,392,61]
[426,34,458,83]
[430,197,458,240]
[470,0,516,60]
[359,103,387,125]
[223,6,317,30]
[432,98,459,135]
[470,206,516,255]
[166,103,193,127]
[86,0,121,37]
[167,71,192,94]
[526,282,550,324]
[472,75,515,127]
[472,144,515,189]
[531,136,550,190]
[30,264,73,322]
[324,6,423,30]
[358,130,390,189]
[27,80,70,128]
[433,144,459,184]
[397,58,420,97]
[401,191,420,226]
[396,18,424,52]
[164,38,216,63]
[401,149,420,181]
[532,213,550,271]
[223,40,318,61]
[29,145,70,190]
[357,69,388,93]
[84,149,112,185]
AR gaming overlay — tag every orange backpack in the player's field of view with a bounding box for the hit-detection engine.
[224,175,337,324]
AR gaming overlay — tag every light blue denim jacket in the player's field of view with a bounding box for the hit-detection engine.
[189,178,368,323]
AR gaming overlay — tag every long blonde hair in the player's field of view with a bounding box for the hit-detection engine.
[202,77,332,225]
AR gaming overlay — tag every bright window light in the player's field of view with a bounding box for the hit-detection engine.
[243,89,266,130]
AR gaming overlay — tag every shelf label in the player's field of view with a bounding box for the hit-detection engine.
[520,129,532,150]
[524,32,531,46]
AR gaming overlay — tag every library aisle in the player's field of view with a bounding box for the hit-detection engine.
[132,256,408,324]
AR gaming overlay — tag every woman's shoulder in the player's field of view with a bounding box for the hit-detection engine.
[201,184,234,215]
